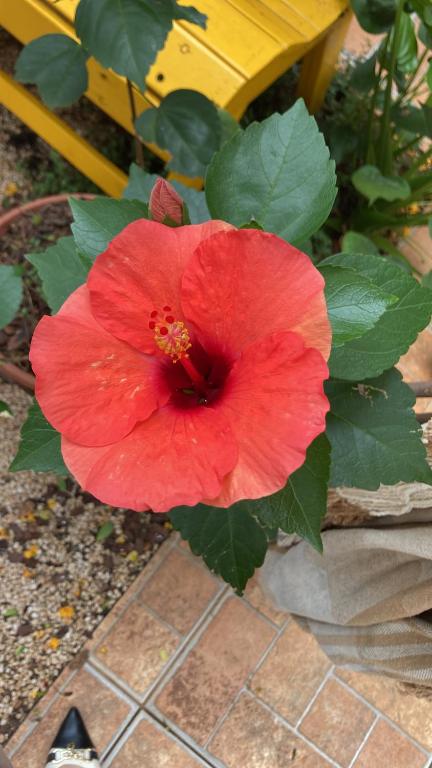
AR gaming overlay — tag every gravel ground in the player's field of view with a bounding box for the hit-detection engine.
[0,383,170,743]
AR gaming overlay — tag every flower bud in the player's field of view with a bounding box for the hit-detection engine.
[149,178,184,226]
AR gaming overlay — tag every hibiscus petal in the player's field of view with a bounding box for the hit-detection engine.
[207,331,329,507]
[62,404,239,512]
[181,228,331,362]
[30,286,170,447]
[88,219,232,353]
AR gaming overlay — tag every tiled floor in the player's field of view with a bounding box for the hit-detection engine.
[6,535,432,768]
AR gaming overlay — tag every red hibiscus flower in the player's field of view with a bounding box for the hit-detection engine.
[30,220,331,513]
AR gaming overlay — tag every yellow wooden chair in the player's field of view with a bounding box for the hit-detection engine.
[0,0,351,197]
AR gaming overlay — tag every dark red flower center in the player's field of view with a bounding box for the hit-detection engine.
[150,307,229,409]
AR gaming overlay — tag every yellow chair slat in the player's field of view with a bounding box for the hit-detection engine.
[0,0,350,191]
[225,0,315,40]
[282,0,348,32]
[0,70,128,197]
[42,0,246,107]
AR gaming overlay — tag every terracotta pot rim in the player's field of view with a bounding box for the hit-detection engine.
[0,192,95,236]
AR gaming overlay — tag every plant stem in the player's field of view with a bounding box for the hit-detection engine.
[403,145,432,179]
[394,48,429,107]
[366,40,388,164]
[394,135,422,157]
[126,79,145,168]
[378,0,405,175]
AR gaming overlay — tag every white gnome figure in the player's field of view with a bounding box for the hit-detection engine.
[45,708,100,768]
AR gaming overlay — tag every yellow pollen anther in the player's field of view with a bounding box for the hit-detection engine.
[154,319,192,362]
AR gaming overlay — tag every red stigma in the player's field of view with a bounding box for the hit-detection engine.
[159,326,168,336]
[149,321,156,330]
[163,305,172,312]
[165,315,175,323]
[150,310,158,318]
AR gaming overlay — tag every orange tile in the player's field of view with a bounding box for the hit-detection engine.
[300,678,375,767]
[338,668,432,751]
[155,596,276,745]
[140,549,220,634]
[243,573,287,626]
[250,621,331,724]
[209,693,331,767]
[108,716,207,767]
[353,719,427,768]
[11,667,133,768]
[94,600,179,696]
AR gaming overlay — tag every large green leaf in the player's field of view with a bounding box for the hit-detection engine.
[0,265,22,329]
[322,252,432,380]
[320,265,396,347]
[27,237,90,313]
[341,231,379,255]
[205,99,336,246]
[396,12,418,73]
[123,164,160,202]
[326,369,432,489]
[351,0,396,33]
[352,165,411,205]
[254,434,330,552]
[169,502,268,593]
[75,0,206,88]
[392,104,432,138]
[136,90,221,177]
[10,401,67,475]
[69,197,148,260]
[15,34,89,108]
[123,164,210,222]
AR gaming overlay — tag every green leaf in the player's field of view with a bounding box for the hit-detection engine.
[391,104,432,138]
[320,264,396,347]
[350,51,378,92]
[10,401,67,474]
[171,181,210,223]
[422,270,432,289]
[218,107,241,145]
[254,434,330,552]
[75,0,206,88]
[26,237,90,313]
[69,197,148,260]
[0,400,11,415]
[326,368,432,489]
[427,62,432,91]
[396,12,418,73]
[206,99,336,246]
[352,165,411,205]
[322,252,432,380]
[351,0,396,33]
[0,265,22,329]
[123,164,160,202]
[96,521,114,541]
[136,90,221,177]
[341,231,379,255]
[169,502,268,593]
[15,34,89,108]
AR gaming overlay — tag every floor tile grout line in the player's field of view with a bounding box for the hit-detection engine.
[90,536,178,649]
[89,581,230,706]
[141,587,233,704]
[202,611,288,749]
[81,663,139,759]
[294,665,335,731]
[334,675,432,758]
[140,705,224,768]
[104,709,220,768]
[242,689,342,768]
[347,713,379,768]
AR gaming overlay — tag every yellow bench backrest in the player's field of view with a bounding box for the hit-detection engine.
[41,0,348,116]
